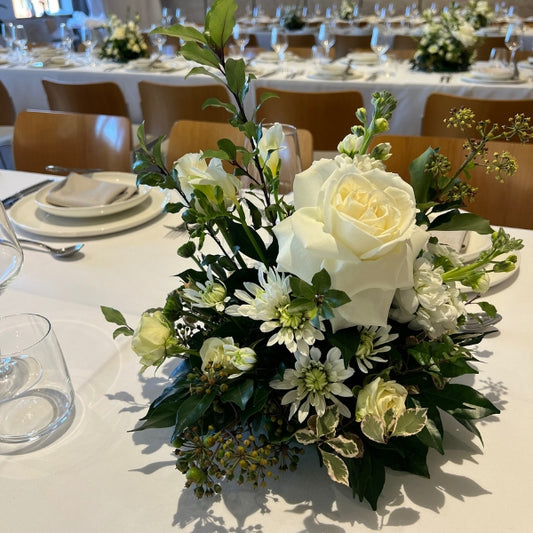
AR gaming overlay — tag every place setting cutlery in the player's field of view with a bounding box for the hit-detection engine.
[17,238,84,259]
[2,179,56,209]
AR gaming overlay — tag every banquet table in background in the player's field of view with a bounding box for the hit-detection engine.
[1,169,533,532]
[2,54,533,137]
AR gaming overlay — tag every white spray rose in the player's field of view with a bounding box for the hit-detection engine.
[274,157,427,330]
[131,310,173,370]
[355,377,407,422]
[173,152,241,206]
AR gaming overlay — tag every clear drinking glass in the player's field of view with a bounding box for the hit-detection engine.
[59,22,73,58]
[0,203,23,291]
[0,314,75,447]
[504,23,522,62]
[233,23,250,56]
[81,26,97,65]
[271,25,288,67]
[318,23,336,60]
[489,47,509,68]
[13,24,28,63]
[371,24,393,66]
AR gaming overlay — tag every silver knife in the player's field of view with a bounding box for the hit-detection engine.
[2,179,55,209]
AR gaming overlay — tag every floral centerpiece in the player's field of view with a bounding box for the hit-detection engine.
[461,0,495,30]
[411,2,478,72]
[98,13,149,63]
[280,6,305,31]
[102,0,527,510]
[339,1,357,20]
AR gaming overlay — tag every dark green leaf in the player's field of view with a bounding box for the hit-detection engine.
[346,453,385,510]
[204,0,237,50]
[101,306,129,327]
[220,378,254,410]
[409,147,435,204]
[429,212,493,234]
[173,390,217,435]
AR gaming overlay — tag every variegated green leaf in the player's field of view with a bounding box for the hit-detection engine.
[316,405,339,438]
[393,408,428,437]
[360,415,386,443]
[326,435,361,458]
[320,450,349,486]
[294,429,318,445]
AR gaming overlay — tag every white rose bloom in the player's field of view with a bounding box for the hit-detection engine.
[173,152,241,205]
[428,44,439,54]
[131,310,173,370]
[113,27,125,40]
[355,377,407,422]
[274,157,428,330]
[453,23,476,48]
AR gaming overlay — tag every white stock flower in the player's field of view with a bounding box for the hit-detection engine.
[452,22,476,48]
[270,347,355,423]
[337,133,364,157]
[274,156,428,330]
[173,152,241,206]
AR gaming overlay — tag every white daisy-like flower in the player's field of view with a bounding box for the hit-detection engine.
[226,267,324,355]
[270,347,355,423]
[355,325,398,373]
[182,267,229,312]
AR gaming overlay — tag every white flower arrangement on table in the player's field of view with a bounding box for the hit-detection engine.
[339,1,357,20]
[412,2,478,72]
[462,0,495,30]
[102,0,528,511]
[99,13,149,63]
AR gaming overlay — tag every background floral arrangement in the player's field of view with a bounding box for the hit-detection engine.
[99,13,149,63]
[461,0,495,30]
[412,2,478,72]
[103,0,527,510]
[339,1,357,20]
[280,7,305,31]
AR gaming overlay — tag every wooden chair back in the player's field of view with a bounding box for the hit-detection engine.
[333,34,371,58]
[42,79,130,117]
[421,93,533,141]
[138,81,230,139]
[166,119,313,178]
[0,81,16,125]
[286,33,316,48]
[13,110,132,174]
[255,86,363,150]
[373,134,533,229]
[474,35,506,61]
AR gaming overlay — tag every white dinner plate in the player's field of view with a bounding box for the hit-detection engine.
[344,52,378,65]
[458,231,520,291]
[517,60,533,70]
[34,172,150,218]
[460,75,527,85]
[30,60,77,69]
[307,70,363,80]
[10,188,169,238]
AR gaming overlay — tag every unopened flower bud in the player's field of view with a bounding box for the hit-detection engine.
[370,142,392,161]
[374,118,389,133]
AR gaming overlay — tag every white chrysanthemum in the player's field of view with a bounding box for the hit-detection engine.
[355,325,398,373]
[182,267,229,312]
[226,267,324,354]
[270,347,354,423]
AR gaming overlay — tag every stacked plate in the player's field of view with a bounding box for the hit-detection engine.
[463,61,523,84]
[344,52,379,66]
[9,172,169,238]
[308,62,362,80]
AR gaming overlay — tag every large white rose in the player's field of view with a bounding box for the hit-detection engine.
[274,156,427,329]
[355,377,407,422]
[173,152,241,205]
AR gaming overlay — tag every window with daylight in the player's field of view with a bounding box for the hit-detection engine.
[12,0,73,18]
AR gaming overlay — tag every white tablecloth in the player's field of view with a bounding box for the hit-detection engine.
[1,169,533,532]
[1,54,533,136]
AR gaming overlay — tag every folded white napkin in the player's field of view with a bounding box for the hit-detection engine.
[46,173,137,208]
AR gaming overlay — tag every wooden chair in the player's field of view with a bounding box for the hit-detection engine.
[255,87,363,150]
[474,35,506,61]
[13,110,132,174]
[138,81,231,139]
[421,93,533,141]
[286,33,316,48]
[166,119,314,179]
[0,81,16,126]
[372,134,533,229]
[333,34,371,59]
[42,79,130,117]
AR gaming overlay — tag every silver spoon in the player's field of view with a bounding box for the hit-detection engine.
[18,239,84,258]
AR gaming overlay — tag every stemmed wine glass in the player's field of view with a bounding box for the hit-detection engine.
[232,23,250,57]
[318,23,336,61]
[149,24,167,56]
[271,25,288,69]
[81,26,97,66]
[59,22,74,58]
[505,23,522,65]
[371,24,393,67]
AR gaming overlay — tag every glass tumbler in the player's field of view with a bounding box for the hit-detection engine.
[0,314,75,445]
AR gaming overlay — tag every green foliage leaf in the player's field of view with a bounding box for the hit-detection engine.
[346,453,385,510]
[180,42,220,68]
[220,378,254,410]
[393,408,428,437]
[157,24,206,44]
[173,390,217,436]
[225,219,268,261]
[409,147,435,203]
[101,306,129,327]
[241,386,270,422]
[320,450,350,486]
[316,405,339,438]
[204,0,237,50]
[429,211,493,234]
